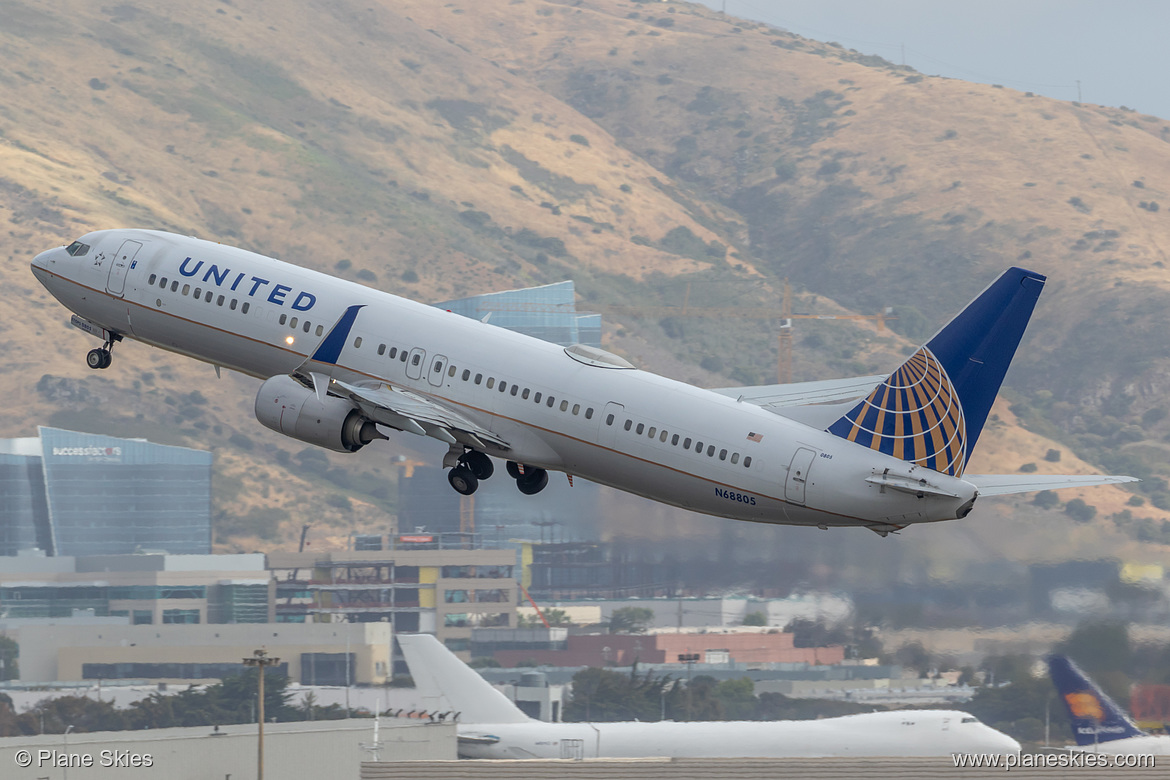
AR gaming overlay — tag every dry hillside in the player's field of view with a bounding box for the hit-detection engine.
[0,0,1167,568]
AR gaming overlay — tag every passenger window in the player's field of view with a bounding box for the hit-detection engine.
[303,320,310,332]
[648,427,657,438]
[475,374,482,385]
[547,396,556,408]
[487,377,495,389]
[400,351,408,362]
[695,441,704,452]
[719,449,728,461]
[684,438,692,449]
[193,287,201,298]
[522,388,530,400]
[160,277,168,288]
[182,284,190,296]
[205,291,213,303]
[534,392,542,403]
[462,369,471,381]
[672,434,679,446]
[560,400,569,412]
[389,347,397,359]
[230,299,237,310]
[435,362,444,374]
[572,404,580,415]
[243,302,251,314]
[624,420,632,431]
[511,385,519,396]
[411,353,420,365]
[744,456,752,468]
[660,430,668,443]
[636,423,645,435]
[606,414,615,426]
[290,317,299,329]
[171,281,179,292]
[448,365,457,378]
[585,407,593,420]
[216,295,225,306]
[355,336,363,348]
[731,453,740,464]
[378,344,386,356]
[148,274,158,285]
[316,325,324,336]
[707,445,715,457]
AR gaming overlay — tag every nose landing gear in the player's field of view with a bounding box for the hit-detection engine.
[85,333,121,370]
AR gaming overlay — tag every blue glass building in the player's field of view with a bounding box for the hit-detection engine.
[0,427,212,556]
[434,280,601,347]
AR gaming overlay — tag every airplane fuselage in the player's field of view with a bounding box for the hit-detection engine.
[456,710,1020,758]
[31,229,978,529]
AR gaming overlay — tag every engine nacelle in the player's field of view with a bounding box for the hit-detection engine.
[254,375,386,453]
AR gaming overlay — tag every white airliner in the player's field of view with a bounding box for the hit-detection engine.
[30,229,1134,533]
[398,632,1019,758]
[1048,655,1170,755]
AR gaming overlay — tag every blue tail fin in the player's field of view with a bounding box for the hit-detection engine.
[826,267,1045,476]
[1048,655,1144,745]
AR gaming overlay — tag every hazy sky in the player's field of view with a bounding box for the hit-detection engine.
[697,0,1170,120]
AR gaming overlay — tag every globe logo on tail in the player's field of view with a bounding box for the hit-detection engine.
[826,347,967,476]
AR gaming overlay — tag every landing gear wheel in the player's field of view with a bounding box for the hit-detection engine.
[448,465,479,495]
[86,348,111,370]
[462,451,494,480]
[505,461,524,480]
[516,468,549,495]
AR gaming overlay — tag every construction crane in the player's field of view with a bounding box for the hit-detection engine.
[587,280,893,383]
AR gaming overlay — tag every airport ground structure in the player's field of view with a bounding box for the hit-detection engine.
[0,719,453,780]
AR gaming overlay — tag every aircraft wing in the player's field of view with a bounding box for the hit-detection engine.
[964,474,1140,496]
[331,378,509,450]
[710,375,886,410]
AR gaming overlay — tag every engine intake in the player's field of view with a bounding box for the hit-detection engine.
[255,375,386,453]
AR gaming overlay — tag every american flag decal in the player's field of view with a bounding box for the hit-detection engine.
[747,432,763,442]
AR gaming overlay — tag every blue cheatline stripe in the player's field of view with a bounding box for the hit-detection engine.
[311,304,366,365]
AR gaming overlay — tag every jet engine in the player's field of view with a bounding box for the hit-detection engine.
[254,375,386,453]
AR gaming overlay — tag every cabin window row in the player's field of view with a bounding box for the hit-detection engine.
[148,274,251,314]
[278,313,325,337]
[605,414,752,468]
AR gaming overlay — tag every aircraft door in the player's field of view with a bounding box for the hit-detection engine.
[428,354,448,387]
[599,402,624,447]
[785,447,817,504]
[106,239,141,297]
[405,347,426,381]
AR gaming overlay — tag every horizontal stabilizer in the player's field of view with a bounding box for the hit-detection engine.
[398,633,530,724]
[711,375,886,409]
[965,474,1139,496]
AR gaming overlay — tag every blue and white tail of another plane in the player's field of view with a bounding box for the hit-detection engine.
[827,267,1045,477]
[1048,655,1170,754]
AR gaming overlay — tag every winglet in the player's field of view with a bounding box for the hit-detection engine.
[1048,655,1145,746]
[826,268,1045,476]
[310,304,365,365]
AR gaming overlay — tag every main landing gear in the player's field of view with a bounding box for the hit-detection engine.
[85,333,122,370]
[506,460,549,495]
[447,450,495,496]
[445,451,549,497]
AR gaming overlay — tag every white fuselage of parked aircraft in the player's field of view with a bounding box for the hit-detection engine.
[397,632,1020,759]
[30,229,1133,531]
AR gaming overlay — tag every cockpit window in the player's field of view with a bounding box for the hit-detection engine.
[961,717,978,723]
[65,241,90,257]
